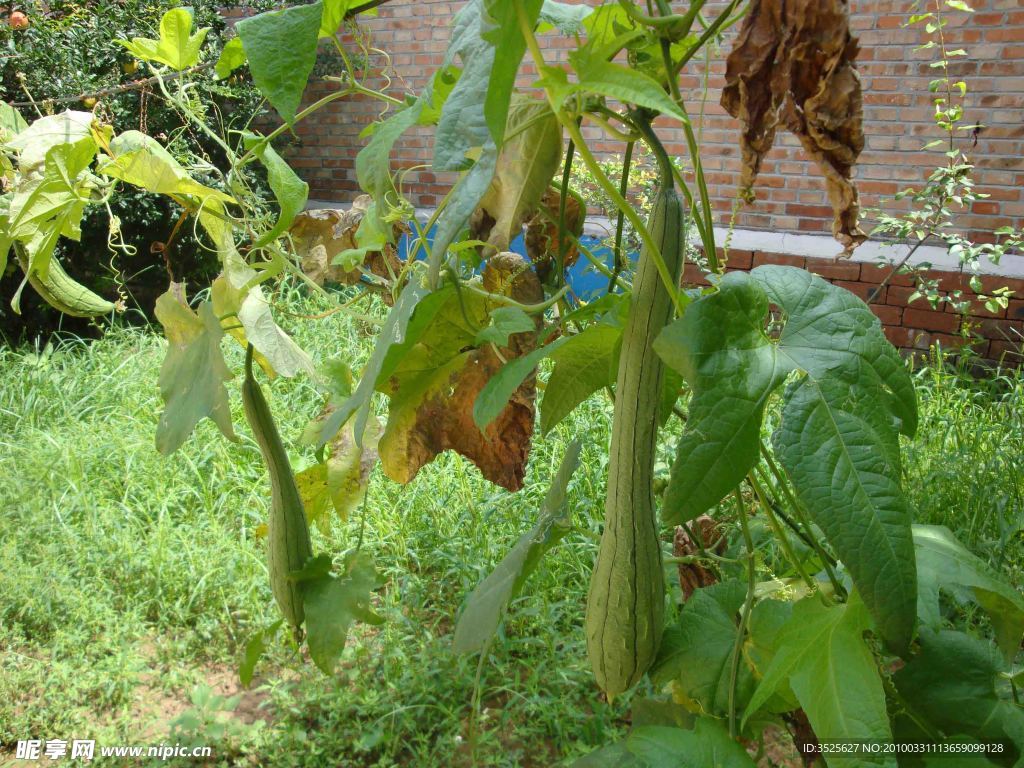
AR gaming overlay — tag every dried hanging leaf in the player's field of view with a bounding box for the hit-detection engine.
[378,252,543,491]
[721,0,866,254]
[290,195,403,289]
[524,188,584,282]
[673,516,726,601]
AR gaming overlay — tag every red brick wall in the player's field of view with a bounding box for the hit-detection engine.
[290,0,1024,234]
[283,0,1024,360]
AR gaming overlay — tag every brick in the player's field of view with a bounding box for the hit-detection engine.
[806,260,861,281]
[989,339,1024,365]
[752,252,806,268]
[978,318,1024,341]
[860,264,916,287]
[870,305,903,326]
[836,280,885,303]
[904,308,962,334]
[721,249,753,270]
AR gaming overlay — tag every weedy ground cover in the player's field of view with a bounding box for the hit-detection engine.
[1,296,1020,767]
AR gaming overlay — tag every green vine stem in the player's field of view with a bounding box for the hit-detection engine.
[729,488,757,740]
[608,141,634,293]
[515,0,682,315]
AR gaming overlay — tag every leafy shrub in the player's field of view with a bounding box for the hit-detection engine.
[0,0,274,341]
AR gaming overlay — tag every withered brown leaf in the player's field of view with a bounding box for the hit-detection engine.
[721,0,866,254]
[673,516,726,601]
[524,188,584,282]
[290,195,403,290]
[378,252,544,491]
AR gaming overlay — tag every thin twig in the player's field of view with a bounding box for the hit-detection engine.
[8,62,214,108]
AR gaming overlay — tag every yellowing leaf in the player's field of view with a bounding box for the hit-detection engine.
[119,9,209,71]
[474,97,562,251]
[98,131,235,204]
[211,273,315,379]
[6,139,99,282]
[154,285,236,455]
[378,253,543,491]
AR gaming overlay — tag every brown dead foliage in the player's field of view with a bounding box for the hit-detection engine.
[524,188,584,282]
[380,252,544,492]
[721,0,866,254]
[673,516,726,600]
[290,195,403,292]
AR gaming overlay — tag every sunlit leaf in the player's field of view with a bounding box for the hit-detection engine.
[743,593,894,765]
[5,140,97,280]
[99,130,235,204]
[214,37,246,79]
[7,110,95,173]
[118,9,209,71]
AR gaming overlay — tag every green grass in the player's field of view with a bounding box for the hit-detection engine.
[0,305,1022,767]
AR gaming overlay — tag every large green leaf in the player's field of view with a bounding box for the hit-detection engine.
[743,594,894,768]
[570,58,687,122]
[482,0,543,146]
[242,134,309,248]
[237,2,322,124]
[625,719,756,767]
[118,8,208,71]
[774,375,916,654]
[302,552,383,674]
[0,101,28,140]
[654,265,918,653]
[434,0,495,170]
[541,323,620,435]
[154,289,236,455]
[649,581,755,717]
[894,628,1024,760]
[476,97,562,249]
[452,440,581,653]
[914,525,1024,662]
[653,274,785,524]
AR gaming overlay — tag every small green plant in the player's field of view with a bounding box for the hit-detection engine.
[872,0,1022,317]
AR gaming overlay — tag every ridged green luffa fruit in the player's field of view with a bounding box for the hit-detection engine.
[242,350,313,628]
[585,186,685,697]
